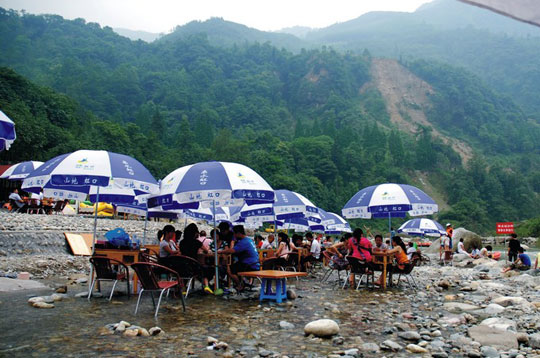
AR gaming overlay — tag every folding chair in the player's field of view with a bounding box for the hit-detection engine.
[130,262,185,318]
[159,255,203,299]
[343,256,374,290]
[321,251,349,284]
[88,257,130,301]
[391,260,418,290]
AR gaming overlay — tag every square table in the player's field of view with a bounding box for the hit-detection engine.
[239,270,307,303]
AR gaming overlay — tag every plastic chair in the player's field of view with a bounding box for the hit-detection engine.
[343,256,373,290]
[88,257,130,301]
[130,262,185,318]
[159,255,203,299]
[321,251,349,284]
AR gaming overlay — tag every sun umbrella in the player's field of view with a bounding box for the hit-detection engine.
[0,161,44,180]
[184,206,242,223]
[22,150,159,252]
[148,161,275,291]
[342,183,438,237]
[397,218,446,237]
[0,110,16,151]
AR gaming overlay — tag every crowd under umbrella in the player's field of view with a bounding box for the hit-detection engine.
[21,149,159,255]
[0,161,43,180]
[342,183,439,237]
[397,218,446,238]
[0,110,16,151]
[148,160,275,292]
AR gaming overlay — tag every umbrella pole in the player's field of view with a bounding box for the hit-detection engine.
[388,212,392,248]
[213,200,219,291]
[89,186,100,292]
[142,208,148,247]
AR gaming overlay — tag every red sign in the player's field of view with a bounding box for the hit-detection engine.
[496,222,514,234]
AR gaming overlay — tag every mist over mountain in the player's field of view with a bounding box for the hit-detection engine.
[113,28,162,42]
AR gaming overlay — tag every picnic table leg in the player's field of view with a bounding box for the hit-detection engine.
[275,278,283,303]
[260,278,267,301]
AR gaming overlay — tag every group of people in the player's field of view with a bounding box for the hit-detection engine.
[157,222,261,293]
[326,228,412,287]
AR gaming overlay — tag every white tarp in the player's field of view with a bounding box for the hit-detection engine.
[459,0,540,27]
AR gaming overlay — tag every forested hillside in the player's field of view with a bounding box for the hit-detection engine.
[0,7,538,233]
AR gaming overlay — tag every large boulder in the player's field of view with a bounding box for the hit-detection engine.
[453,228,483,252]
[304,319,340,337]
[468,325,518,349]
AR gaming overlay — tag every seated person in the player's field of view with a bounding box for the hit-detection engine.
[180,223,214,294]
[292,234,304,248]
[158,225,180,258]
[372,234,388,253]
[275,232,297,266]
[375,235,409,286]
[8,189,27,211]
[470,245,481,259]
[479,245,493,258]
[254,234,264,248]
[502,246,531,272]
[302,232,321,270]
[326,234,351,270]
[457,238,471,257]
[219,225,260,291]
[347,228,372,286]
[406,241,417,260]
[260,234,276,249]
[197,230,212,252]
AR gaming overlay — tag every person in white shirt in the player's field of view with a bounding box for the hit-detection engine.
[310,235,321,260]
[457,238,471,257]
[30,191,43,206]
[406,241,417,260]
[260,234,276,249]
[8,189,25,209]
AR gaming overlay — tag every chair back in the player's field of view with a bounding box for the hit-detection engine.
[261,257,280,270]
[130,263,161,290]
[402,259,416,274]
[160,255,202,279]
[287,252,299,267]
[89,257,118,280]
[346,256,366,274]
[53,200,66,212]
[139,250,159,264]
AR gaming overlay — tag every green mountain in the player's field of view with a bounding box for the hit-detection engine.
[0,7,538,233]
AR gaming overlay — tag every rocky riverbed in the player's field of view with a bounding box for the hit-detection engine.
[1,212,540,357]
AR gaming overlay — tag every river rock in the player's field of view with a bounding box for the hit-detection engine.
[207,336,219,344]
[33,301,54,309]
[279,321,295,329]
[406,344,428,353]
[480,317,516,331]
[138,328,150,337]
[286,289,297,299]
[304,319,339,337]
[28,296,44,305]
[149,327,162,336]
[361,343,380,353]
[380,339,403,351]
[492,296,530,307]
[453,228,483,252]
[398,331,421,341]
[443,302,480,312]
[480,346,500,358]
[529,333,540,349]
[468,325,518,349]
[483,304,505,315]
[55,285,67,293]
[123,329,138,337]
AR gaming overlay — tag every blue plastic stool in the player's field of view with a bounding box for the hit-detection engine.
[259,277,287,303]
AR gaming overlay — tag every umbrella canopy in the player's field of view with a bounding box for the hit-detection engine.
[0,110,16,151]
[148,161,274,209]
[22,150,158,198]
[184,206,242,223]
[397,218,446,237]
[282,217,325,232]
[342,183,438,219]
[240,189,320,222]
[0,161,43,180]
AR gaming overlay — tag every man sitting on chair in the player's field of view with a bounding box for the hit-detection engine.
[220,225,260,291]
[9,189,27,212]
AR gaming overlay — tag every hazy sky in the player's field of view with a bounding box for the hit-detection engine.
[0,0,432,33]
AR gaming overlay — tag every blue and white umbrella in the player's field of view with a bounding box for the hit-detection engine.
[398,218,446,237]
[0,110,16,151]
[0,161,43,180]
[342,183,438,219]
[282,217,325,232]
[149,161,274,209]
[22,150,158,255]
[184,206,242,223]
[342,183,438,237]
[149,161,275,292]
[240,189,320,222]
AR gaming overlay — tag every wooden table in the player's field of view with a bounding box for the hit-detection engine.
[258,249,276,263]
[239,270,307,303]
[372,252,393,290]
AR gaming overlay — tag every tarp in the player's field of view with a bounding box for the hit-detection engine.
[459,0,540,27]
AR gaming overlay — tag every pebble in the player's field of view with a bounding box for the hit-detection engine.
[406,344,428,353]
[398,331,421,341]
[32,302,54,309]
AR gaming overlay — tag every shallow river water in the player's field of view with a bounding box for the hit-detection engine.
[0,275,417,358]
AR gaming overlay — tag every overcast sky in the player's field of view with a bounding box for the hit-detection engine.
[0,0,432,33]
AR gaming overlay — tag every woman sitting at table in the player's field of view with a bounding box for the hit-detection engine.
[179,223,214,294]
[374,235,410,286]
[158,225,180,258]
[346,228,372,287]
[275,232,297,267]
[326,233,351,270]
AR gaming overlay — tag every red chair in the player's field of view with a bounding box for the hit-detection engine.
[130,262,185,318]
[88,257,130,301]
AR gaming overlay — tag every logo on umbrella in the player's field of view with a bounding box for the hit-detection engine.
[200,170,208,185]
[77,158,88,164]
